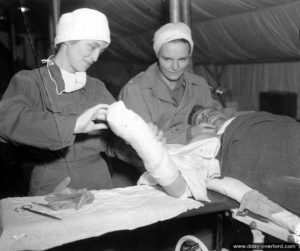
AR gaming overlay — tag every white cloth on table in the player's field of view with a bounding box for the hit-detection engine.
[0,185,202,251]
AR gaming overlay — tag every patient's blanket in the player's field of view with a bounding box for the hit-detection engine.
[218,111,300,214]
[0,185,202,251]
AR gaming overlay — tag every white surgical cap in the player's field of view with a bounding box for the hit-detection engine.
[54,8,110,46]
[153,22,194,56]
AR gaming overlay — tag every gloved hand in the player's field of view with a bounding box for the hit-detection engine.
[45,177,95,210]
[239,190,284,219]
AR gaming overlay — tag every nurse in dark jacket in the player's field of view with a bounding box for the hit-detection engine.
[0,8,136,195]
[119,22,221,145]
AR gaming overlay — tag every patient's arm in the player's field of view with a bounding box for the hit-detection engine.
[106,101,188,198]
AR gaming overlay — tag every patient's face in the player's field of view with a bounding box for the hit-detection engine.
[192,107,219,126]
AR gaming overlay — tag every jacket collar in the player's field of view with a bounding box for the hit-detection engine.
[139,62,202,90]
[45,57,86,95]
[140,63,185,104]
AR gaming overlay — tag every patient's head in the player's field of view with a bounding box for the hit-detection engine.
[188,105,228,129]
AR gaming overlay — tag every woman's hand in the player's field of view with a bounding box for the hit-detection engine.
[148,122,166,144]
[74,104,109,134]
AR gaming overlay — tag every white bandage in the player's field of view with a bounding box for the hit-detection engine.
[144,154,179,187]
[107,101,179,187]
[271,211,300,234]
[206,177,253,202]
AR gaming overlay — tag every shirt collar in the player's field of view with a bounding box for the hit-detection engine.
[155,64,186,90]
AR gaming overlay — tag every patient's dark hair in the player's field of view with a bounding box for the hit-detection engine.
[188,105,205,125]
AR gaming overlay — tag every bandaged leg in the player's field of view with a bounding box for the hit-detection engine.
[241,191,300,234]
[106,101,187,197]
[207,177,300,234]
[206,177,253,202]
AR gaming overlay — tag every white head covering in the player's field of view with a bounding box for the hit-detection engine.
[54,8,110,46]
[153,22,194,56]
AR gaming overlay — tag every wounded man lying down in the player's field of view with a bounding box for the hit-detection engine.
[106,101,300,235]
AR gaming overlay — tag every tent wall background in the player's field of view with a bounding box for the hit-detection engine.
[2,0,300,117]
[195,61,300,118]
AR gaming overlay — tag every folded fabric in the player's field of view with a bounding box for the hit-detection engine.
[45,188,94,210]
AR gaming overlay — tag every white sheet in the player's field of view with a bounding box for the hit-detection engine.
[0,185,203,251]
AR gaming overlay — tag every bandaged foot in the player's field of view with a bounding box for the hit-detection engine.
[107,101,179,188]
[241,190,300,234]
[271,211,300,234]
[207,177,300,234]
